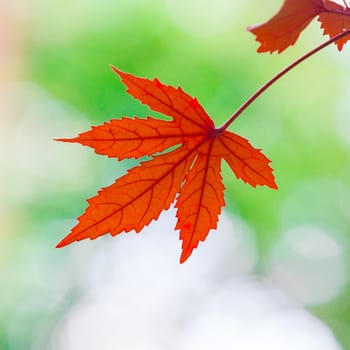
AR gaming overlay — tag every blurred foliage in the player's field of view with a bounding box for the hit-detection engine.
[2,0,350,349]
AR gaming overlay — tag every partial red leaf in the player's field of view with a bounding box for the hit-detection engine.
[248,0,350,53]
[57,67,277,263]
[57,147,196,247]
[320,0,350,50]
[176,138,225,263]
[57,117,184,160]
[111,67,215,134]
[219,131,277,188]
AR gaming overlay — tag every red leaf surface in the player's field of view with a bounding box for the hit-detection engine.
[248,0,350,53]
[57,67,277,263]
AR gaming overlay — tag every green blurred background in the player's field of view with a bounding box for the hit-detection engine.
[2,0,350,349]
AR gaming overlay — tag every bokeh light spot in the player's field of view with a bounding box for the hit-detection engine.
[268,225,347,305]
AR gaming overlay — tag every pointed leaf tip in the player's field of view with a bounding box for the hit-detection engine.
[54,137,79,143]
[179,250,190,264]
[110,65,121,74]
[56,238,69,248]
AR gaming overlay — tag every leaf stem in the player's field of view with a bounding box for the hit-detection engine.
[218,29,350,131]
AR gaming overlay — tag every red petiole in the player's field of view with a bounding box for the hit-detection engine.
[218,28,350,132]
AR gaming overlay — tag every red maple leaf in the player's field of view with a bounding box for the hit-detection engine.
[248,0,350,53]
[57,67,277,263]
